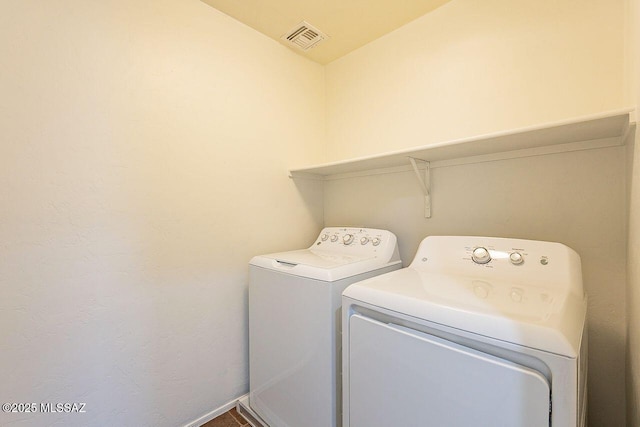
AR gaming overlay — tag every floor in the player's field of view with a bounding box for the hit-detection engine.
[201,408,249,427]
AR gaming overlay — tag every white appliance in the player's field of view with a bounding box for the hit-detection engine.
[245,227,402,427]
[342,236,587,427]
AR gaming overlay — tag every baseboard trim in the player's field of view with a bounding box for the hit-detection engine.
[182,395,242,427]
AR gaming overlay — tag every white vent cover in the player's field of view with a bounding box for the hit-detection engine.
[281,21,328,51]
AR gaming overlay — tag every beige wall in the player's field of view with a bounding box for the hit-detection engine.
[0,1,324,426]
[325,0,627,162]
[323,0,630,425]
[626,1,640,426]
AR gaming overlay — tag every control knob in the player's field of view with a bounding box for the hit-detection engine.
[371,237,381,246]
[471,247,491,264]
[509,252,524,265]
[321,234,329,241]
[343,234,355,245]
[360,237,370,245]
[330,235,338,242]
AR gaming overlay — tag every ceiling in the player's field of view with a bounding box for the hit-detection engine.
[200,0,452,64]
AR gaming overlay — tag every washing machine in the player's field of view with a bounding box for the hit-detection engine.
[342,236,587,427]
[245,227,402,427]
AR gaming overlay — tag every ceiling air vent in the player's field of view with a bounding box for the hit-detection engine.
[281,21,328,51]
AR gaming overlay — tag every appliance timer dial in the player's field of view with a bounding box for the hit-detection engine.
[471,247,491,264]
[343,234,355,245]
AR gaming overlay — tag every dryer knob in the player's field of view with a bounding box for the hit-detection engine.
[321,234,329,241]
[330,235,338,242]
[371,237,381,246]
[509,252,524,265]
[360,237,370,245]
[471,247,491,264]
[343,234,355,245]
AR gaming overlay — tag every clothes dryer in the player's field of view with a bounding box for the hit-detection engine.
[246,227,401,427]
[342,236,587,427]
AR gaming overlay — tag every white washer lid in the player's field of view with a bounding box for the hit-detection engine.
[343,267,586,357]
[250,249,398,281]
[250,227,401,282]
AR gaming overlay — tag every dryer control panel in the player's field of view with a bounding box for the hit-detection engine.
[409,236,584,298]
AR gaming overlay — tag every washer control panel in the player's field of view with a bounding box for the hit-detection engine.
[312,227,398,259]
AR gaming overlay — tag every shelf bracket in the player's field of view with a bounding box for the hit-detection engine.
[409,157,431,218]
